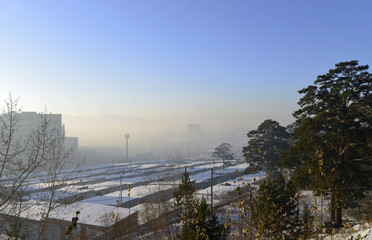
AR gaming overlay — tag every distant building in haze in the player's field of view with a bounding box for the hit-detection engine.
[186,123,203,141]
[185,123,206,158]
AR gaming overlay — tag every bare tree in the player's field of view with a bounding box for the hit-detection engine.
[139,184,178,240]
[0,94,48,236]
[0,94,83,239]
[33,112,84,240]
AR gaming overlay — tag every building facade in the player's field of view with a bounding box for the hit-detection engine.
[1,111,78,160]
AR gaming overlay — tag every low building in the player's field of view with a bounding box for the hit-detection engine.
[1,201,138,240]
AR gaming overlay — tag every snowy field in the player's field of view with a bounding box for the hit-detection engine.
[6,157,372,239]
[25,158,250,205]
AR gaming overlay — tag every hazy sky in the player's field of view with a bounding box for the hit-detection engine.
[1,1,372,146]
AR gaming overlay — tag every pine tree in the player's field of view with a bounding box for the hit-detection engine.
[243,119,290,173]
[188,198,228,240]
[174,168,197,238]
[251,174,301,239]
[211,143,234,170]
[301,204,314,238]
[174,170,227,239]
[280,60,372,227]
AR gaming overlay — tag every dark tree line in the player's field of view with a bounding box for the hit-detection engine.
[244,60,372,229]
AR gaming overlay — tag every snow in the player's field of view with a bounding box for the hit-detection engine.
[15,200,133,227]
[196,171,266,204]
[4,157,372,239]
[82,181,177,205]
[322,223,372,240]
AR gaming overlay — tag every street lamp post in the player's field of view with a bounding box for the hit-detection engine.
[158,178,164,217]
[125,133,132,174]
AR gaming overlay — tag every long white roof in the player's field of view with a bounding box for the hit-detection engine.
[14,200,133,227]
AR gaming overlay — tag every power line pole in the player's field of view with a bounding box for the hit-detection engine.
[120,174,122,205]
[128,183,131,239]
[125,133,129,162]
[211,168,213,211]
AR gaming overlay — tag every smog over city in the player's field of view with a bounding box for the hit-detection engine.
[1,1,371,239]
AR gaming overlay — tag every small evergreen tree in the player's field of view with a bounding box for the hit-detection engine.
[188,198,228,240]
[251,174,300,239]
[174,170,227,239]
[174,168,197,238]
[301,204,314,239]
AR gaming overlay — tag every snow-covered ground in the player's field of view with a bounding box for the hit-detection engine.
[23,158,247,204]
[196,171,265,204]
[12,158,372,239]
[322,223,372,240]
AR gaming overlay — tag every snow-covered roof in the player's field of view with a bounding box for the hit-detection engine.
[16,201,134,227]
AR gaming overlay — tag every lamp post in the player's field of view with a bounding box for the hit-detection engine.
[158,178,164,217]
[125,133,132,174]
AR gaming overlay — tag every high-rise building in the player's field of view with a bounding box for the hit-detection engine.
[2,111,78,159]
[16,112,64,139]
[186,123,202,139]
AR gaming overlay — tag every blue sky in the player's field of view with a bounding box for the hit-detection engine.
[1,1,372,146]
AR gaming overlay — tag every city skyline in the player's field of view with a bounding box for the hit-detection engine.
[1,1,372,146]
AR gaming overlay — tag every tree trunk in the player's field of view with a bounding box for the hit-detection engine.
[335,207,342,227]
[330,192,335,224]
